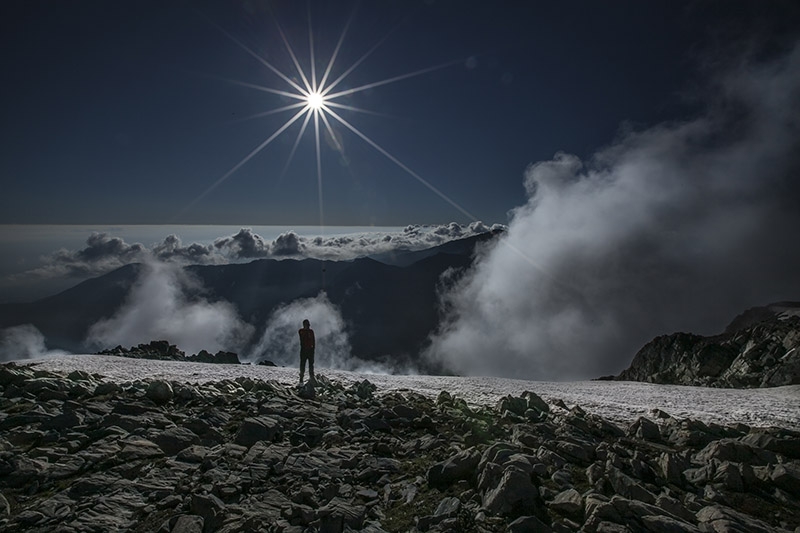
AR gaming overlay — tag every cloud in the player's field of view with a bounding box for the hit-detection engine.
[213,228,272,259]
[152,234,220,263]
[86,259,254,356]
[25,232,148,279]
[0,324,68,362]
[425,42,800,380]
[246,292,415,374]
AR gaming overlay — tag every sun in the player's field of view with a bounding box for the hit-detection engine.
[181,9,478,225]
[306,91,324,110]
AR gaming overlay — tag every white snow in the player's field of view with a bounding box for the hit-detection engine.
[24,354,800,429]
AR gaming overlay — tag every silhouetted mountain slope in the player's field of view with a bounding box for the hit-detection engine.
[0,264,141,351]
[617,302,800,388]
[0,235,491,362]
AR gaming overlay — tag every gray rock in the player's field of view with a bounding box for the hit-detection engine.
[318,497,366,531]
[427,448,480,489]
[483,466,542,517]
[146,380,174,405]
[548,488,583,519]
[0,492,9,517]
[191,493,225,533]
[233,416,283,448]
[696,505,776,533]
[508,515,553,533]
[770,463,800,496]
[629,417,661,442]
[155,426,201,456]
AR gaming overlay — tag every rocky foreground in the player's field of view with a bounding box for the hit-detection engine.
[1,363,799,532]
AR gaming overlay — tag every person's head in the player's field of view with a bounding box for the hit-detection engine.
[303,319,310,328]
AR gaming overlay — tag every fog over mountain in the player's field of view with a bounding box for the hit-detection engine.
[425,43,800,380]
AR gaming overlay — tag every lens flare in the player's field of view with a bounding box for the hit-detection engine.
[307,91,324,110]
[181,7,478,229]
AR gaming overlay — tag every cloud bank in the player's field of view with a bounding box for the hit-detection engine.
[425,43,800,380]
[11,222,501,286]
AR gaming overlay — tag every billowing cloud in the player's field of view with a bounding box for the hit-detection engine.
[246,292,413,374]
[86,260,254,356]
[425,43,800,380]
[153,234,220,263]
[0,324,68,362]
[24,232,148,279]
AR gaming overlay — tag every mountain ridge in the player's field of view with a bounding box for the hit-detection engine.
[616,302,800,388]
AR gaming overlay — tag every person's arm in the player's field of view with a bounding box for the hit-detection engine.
[310,330,315,348]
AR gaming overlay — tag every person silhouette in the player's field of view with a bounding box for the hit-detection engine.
[298,319,315,384]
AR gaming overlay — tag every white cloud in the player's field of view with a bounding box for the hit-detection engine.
[0,324,68,361]
[425,42,800,380]
[86,259,253,356]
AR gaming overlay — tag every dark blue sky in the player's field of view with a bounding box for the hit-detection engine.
[2,0,798,226]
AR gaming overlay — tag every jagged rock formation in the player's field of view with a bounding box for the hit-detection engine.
[2,362,800,532]
[97,340,242,365]
[617,303,800,388]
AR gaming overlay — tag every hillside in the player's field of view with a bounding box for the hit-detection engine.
[616,303,800,388]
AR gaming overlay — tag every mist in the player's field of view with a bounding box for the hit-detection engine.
[246,292,414,374]
[87,260,254,356]
[425,44,800,380]
[0,324,69,362]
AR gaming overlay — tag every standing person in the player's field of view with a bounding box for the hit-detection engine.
[298,319,315,384]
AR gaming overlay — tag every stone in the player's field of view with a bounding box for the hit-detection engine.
[629,417,661,442]
[483,466,542,517]
[155,426,201,456]
[145,380,174,405]
[549,488,583,519]
[696,505,776,533]
[770,463,800,496]
[191,493,225,533]
[427,448,480,489]
[508,515,553,533]
[233,417,283,448]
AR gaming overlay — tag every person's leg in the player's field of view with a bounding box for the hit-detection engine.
[299,351,306,383]
[309,351,315,382]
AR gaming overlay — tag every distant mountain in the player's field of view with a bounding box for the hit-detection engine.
[616,302,800,388]
[0,232,499,367]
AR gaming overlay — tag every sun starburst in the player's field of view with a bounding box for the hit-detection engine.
[180,7,478,227]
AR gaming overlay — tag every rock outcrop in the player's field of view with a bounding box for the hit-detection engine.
[1,362,799,532]
[617,302,800,388]
[98,341,242,365]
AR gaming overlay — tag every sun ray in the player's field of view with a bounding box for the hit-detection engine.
[325,59,463,99]
[319,19,404,97]
[308,4,317,92]
[270,14,313,94]
[318,5,357,92]
[208,19,308,96]
[216,77,307,100]
[323,101,397,119]
[227,101,308,125]
[318,109,345,153]
[183,5,481,229]
[277,109,314,183]
[324,107,479,222]
[313,109,324,230]
[178,106,310,219]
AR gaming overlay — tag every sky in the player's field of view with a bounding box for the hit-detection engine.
[3,0,797,227]
[2,1,800,380]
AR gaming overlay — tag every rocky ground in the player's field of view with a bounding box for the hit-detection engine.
[1,362,800,532]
